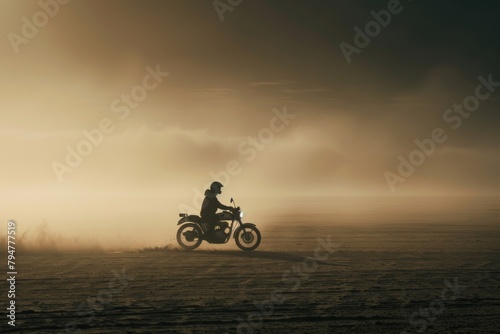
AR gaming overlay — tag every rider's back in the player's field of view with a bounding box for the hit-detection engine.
[200,189,217,217]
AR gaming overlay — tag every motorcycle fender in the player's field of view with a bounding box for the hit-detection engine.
[178,215,203,225]
[177,217,189,225]
[233,223,256,238]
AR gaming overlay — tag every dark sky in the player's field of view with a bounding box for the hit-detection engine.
[1,0,499,234]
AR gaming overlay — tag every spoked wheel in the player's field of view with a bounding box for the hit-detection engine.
[177,223,203,251]
[235,224,261,251]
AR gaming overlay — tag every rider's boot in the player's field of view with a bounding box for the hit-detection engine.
[205,228,214,241]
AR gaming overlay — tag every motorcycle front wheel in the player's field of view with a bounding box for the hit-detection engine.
[177,223,203,251]
[234,224,261,251]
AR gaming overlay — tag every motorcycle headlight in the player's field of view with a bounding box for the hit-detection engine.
[239,211,244,218]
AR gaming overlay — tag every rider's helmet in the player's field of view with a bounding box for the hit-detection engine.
[210,181,223,194]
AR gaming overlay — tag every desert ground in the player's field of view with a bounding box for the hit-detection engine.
[4,197,500,333]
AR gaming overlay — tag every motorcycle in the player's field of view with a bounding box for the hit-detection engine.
[176,198,261,251]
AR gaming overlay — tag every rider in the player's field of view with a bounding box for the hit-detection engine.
[201,181,232,236]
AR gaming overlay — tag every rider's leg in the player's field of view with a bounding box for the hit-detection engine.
[203,215,218,237]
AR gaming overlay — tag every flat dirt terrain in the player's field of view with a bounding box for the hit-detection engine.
[4,198,500,333]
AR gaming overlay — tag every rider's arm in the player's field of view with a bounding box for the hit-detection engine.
[215,198,232,211]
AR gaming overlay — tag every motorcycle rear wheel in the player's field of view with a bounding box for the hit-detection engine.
[177,223,203,250]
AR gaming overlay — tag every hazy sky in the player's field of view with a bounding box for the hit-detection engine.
[1,1,499,247]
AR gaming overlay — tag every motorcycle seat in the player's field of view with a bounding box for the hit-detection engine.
[188,215,203,224]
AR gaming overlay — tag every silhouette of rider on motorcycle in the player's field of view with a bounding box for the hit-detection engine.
[201,181,232,237]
